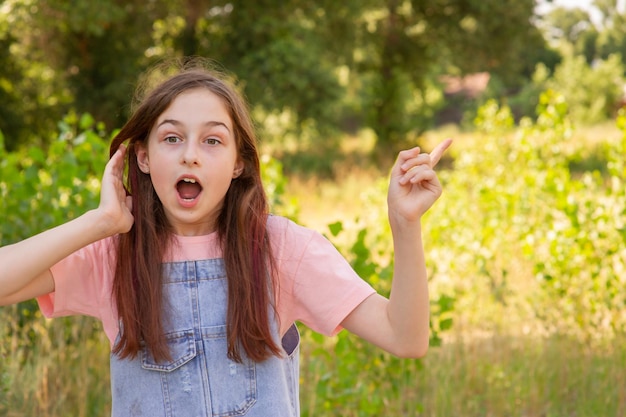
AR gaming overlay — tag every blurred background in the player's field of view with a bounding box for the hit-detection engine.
[1,0,626,415]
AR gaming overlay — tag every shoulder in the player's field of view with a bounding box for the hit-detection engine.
[266,214,347,267]
[267,215,314,240]
[266,215,319,254]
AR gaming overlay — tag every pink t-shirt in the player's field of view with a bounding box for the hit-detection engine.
[37,216,375,347]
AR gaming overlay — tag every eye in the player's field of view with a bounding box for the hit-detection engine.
[205,137,221,145]
[164,136,181,144]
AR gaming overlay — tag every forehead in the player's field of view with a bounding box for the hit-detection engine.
[156,88,233,129]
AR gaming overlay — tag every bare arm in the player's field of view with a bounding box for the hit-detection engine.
[0,145,133,306]
[341,139,452,358]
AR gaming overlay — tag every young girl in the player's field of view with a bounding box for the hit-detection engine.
[0,60,451,416]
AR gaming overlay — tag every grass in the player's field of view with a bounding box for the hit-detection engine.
[413,332,626,417]
[0,305,111,417]
[284,121,626,417]
[1,121,624,416]
[3,317,625,416]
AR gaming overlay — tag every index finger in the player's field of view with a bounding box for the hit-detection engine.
[429,138,453,168]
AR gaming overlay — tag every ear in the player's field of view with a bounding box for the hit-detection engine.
[136,144,150,174]
[232,160,244,178]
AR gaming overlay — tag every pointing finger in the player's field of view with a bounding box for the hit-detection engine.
[429,138,453,168]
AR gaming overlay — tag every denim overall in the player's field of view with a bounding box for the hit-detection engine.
[110,259,301,417]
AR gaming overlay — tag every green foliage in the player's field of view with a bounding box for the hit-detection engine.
[363,68,444,153]
[353,0,543,149]
[548,53,625,124]
[510,53,625,123]
[0,113,112,416]
[1,91,625,414]
[539,2,626,70]
[541,5,599,63]
[0,112,109,339]
[260,153,300,220]
[0,0,169,145]
[525,100,626,340]
[593,1,626,62]
[0,0,555,154]
[300,219,453,417]
[0,112,108,245]
[0,29,30,151]
[7,0,626,154]
[426,92,626,343]
[0,326,7,410]
[415,0,544,86]
[295,170,455,416]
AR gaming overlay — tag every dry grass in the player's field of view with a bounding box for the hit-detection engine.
[413,332,626,417]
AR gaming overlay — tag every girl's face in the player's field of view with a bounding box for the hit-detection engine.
[136,88,243,236]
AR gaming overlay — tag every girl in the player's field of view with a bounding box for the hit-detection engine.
[0,60,451,416]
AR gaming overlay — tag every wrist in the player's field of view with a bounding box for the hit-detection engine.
[84,208,121,240]
[388,211,423,233]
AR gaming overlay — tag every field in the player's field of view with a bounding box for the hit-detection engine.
[1,97,626,416]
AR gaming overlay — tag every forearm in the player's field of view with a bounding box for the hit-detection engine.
[386,218,430,357]
[341,218,431,358]
[0,209,111,301]
[342,139,449,357]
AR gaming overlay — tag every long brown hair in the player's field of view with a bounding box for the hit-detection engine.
[109,59,280,363]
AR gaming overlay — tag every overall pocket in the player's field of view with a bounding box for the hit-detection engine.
[141,330,197,372]
[201,325,257,417]
[111,330,203,416]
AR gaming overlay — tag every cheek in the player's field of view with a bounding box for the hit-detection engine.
[148,172,170,198]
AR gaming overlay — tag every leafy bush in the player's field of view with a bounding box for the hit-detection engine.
[511,53,625,124]
[548,53,625,124]
[0,111,109,246]
[526,101,626,340]
[428,92,626,342]
[0,113,112,416]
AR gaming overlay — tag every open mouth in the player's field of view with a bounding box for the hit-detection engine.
[176,177,203,201]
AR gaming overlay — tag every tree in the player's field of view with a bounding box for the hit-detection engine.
[541,6,599,63]
[354,0,547,151]
[0,0,556,153]
[33,0,170,128]
[0,0,172,148]
[0,0,71,150]
[0,31,28,151]
[594,0,626,64]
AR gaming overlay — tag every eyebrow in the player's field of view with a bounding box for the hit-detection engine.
[157,119,231,133]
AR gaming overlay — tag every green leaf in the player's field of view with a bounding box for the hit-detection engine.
[79,113,95,130]
[27,147,46,164]
[327,221,343,237]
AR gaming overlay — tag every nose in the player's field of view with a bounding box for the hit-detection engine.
[181,140,200,166]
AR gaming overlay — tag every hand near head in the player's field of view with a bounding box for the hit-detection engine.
[98,144,134,235]
[387,138,452,226]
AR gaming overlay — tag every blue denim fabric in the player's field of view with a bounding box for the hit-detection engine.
[110,259,300,416]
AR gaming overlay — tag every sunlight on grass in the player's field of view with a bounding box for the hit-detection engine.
[1,111,625,416]
[415,333,626,416]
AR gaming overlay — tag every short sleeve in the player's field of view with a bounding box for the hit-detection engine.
[270,217,376,336]
[36,236,119,345]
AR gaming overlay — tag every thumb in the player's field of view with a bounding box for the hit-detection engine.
[125,195,133,212]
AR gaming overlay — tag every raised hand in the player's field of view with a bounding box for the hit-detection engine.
[387,139,452,225]
[98,144,134,235]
